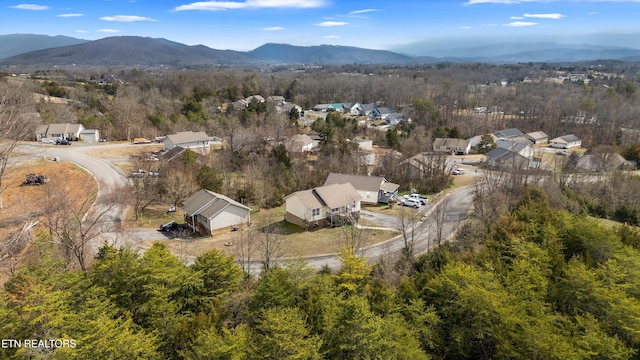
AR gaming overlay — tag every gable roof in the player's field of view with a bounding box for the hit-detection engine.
[183,189,250,219]
[485,147,512,160]
[324,173,399,193]
[165,131,210,145]
[163,146,186,161]
[525,131,548,141]
[285,183,361,210]
[433,138,470,149]
[552,134,581,143]
[494,128,524,139]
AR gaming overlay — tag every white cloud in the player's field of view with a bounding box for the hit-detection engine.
[349,9,379,15]
[10,4,49,10]
[75,30,88,33]
[262,26,284,31]
[324,35,340,39]
[524,13,565,19]
[57,13,84,18]
[510,16,524,20]
[175,0,326,11]
[504,21,538,26]
[100,15,157,22]
[316,21,348,27]
[98,29,121,33]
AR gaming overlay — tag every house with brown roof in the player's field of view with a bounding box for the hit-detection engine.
[182,189,251,236]
[284,183,362,229]
[324,173,399,205]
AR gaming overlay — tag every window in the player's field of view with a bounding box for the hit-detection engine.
[332,207,339,213]
[311,208,320,216]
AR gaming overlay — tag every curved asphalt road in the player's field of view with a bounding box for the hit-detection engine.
[15,142,476,271]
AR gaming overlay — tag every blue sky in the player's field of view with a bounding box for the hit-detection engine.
[2,0,640,51]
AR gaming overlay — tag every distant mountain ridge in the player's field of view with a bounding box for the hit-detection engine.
[0,34,88,58]
[2,34,640,68]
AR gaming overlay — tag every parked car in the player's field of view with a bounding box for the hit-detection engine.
[404,194,428,205]
[56,138,71,145]
[401,198,422,208]
[452,168,465,175]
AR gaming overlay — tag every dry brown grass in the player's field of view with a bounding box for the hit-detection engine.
[0,159,97,283]
[85,144,163,158]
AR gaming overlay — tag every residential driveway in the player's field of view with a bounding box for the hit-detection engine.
[360,207,427,230]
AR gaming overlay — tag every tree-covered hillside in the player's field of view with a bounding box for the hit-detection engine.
[2,186,640,359]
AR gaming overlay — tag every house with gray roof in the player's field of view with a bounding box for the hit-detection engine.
[525,131,549,145]
[35,123,85,141]
[183,189,251,235]
[496,140,534,160]
[164,131,211,152]
[494,128,524,140]
[485,147,530,169]
[324,173,399,205]
[433,138,471,155]
[284,183,362,229]
[550,134,582,149]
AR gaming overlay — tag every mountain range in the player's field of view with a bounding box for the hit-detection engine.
[2,34,640,69]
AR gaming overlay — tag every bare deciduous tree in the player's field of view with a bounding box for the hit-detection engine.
[256,218,285,272]
[41,181,126,272]
[0,86,36,209]
[235,228,257,275]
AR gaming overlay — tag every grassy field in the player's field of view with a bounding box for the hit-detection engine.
[84,143,163,158]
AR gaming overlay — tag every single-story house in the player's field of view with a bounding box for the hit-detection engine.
[485,147,530,169]
[284,183,362,229]
[525,131,549,145]
[575,153,631,172]
[284,134,318,153]
[468,133,499,149]
[324,173,399,205]
[386,113,408,126]
[354,138,373,151]
[342,102,362,115]
[35,123,85,141]
[550,134,582,149]
[313,103,344,112]
[398,153,441,179]
[279,103,303,115]
[267,96,286,106]
[369,107,395,120]
[164,131,211,152]
[359,103,378,117]
[183,189,251,236]
[433,138,471,155]
[496,140,534,160]
[494,128,524,140]
[79,129,100,143]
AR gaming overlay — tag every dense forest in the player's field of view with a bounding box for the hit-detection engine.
[2,186,640,359]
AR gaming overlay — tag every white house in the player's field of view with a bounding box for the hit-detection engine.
[284,134,318,153]
[284,183,362,229]
[79,129,100,143]
[550,134,582,149]
[164,131,211,152]
[183,189,251,235]
[35,123,85,141]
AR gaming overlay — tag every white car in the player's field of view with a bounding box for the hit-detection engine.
[404,194,428,205]
[452,168,465,175]
[401,198,422,208]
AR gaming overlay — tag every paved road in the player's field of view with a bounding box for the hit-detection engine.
[14,142,476,272]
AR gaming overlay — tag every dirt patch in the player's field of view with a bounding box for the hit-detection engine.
[85,144,163,158]
[0,159,97,282]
